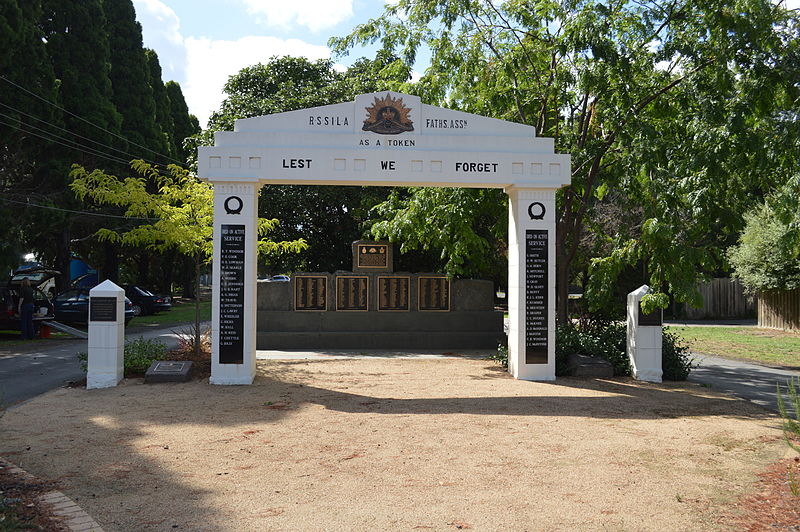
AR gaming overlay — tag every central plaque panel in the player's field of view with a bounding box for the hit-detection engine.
[89,296,117,322]
[336,276,368,311]
[294,276,327,311]
[378,276,410,311]
[357,243,389,268]
[418,276,450,311]
[525,229,548,364]
[219,224,246,364]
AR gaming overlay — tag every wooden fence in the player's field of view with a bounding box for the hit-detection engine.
[758,288,800,331]
[684,278,756,319]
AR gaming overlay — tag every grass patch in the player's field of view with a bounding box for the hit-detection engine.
[130,299,211,327]
[668,326,800,368]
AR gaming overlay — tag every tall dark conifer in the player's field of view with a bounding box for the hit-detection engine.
[104,0,167,164]
[145,49,175,162]
[166,81,200,163]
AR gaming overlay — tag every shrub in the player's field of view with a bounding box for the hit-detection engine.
[661,330,695,381]
[77,338,168,376]
[124,337,167,374]
[555,322,630,377]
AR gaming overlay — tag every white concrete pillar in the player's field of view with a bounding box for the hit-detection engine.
[506,187,557,380]
[86,280,125,389]
[210,182,259,385]
[626,285,663,383]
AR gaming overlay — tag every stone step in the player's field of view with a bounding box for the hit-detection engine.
[257,331,505,350]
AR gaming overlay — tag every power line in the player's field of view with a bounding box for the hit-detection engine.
[0,197,159,221]
[0,115,134,168]
[0,74,188,167]
[0,100,175,170]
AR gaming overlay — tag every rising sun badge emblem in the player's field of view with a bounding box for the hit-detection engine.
[362,93,414,135]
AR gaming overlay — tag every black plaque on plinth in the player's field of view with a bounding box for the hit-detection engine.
[336,276,368,311]
[219,224,246,364]
[525,230,548,364]
[89,297,117,322]
[637,306,663,326]
[357,243,389,269]
[295,276,327,311]
[378,276,410,311]
[418,276,450,311]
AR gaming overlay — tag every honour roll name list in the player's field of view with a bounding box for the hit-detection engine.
[525,230,548,364]
[219,224,246,364]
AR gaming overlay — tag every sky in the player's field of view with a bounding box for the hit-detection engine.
[133,0,404,128]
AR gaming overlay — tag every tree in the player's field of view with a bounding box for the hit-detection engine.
[145,49,176,161]
[332,0,800,321]
[727,183,800,294]
[70,161,307,355]
[165,81,200,162]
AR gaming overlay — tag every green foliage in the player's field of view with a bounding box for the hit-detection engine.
[77,337,168,375]
[123,336,167,374]
[555,321,693,380]
[490,343,508,368]
[777,377,800,454]
[555,322,630,377]
[333,0,800,320]
[661,329,694,381]
[369,187,507,280]
[728,201,800,294]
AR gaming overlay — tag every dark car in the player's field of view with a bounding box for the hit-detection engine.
[121,285,172,316]
[0,267,57,334]
[52,288,135,325]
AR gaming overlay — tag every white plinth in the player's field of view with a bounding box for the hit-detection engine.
[626,285,663,383]
[86,280,125,390]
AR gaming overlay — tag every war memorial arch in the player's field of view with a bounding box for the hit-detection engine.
[198,91,571,385]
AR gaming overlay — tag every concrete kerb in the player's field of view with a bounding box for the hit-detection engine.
[0,458,104,532]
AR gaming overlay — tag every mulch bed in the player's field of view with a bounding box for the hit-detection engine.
[722,456,800,530]
[0,461,65,531]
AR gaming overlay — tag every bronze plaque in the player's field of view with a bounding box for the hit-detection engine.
[357,244,388,268]
[294,276,327,311]
[418,276,450,312]
[378,276,410,311]
[89,297,117,322]
[336,276,368,311]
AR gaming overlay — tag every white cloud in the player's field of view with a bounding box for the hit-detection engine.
[184,36,331,127]
[240,0,354,32]
[133,0,186,81]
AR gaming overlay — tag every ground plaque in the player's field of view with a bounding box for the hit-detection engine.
[418,276,450,311]
[295,276,327,311]
[378,276,410,311]
[219,224,245,364]
[336,276,368,311]
[525,230,548,364]
[89,297,117,322]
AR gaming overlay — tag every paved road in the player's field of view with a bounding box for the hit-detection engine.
[0,325,196,408]
[689,353,799,414]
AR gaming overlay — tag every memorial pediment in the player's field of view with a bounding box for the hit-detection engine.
[199,91,570,189]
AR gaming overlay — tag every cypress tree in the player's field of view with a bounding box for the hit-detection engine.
[104,0,167,163]
[145,49,176,162]
[166,81,200,163]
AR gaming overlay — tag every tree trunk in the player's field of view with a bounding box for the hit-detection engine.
[181,255,195,299]
[54,226,71,293]
[102,240,119,283]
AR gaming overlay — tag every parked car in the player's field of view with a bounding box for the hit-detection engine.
[0,267,57,333]
[268,275,290,282]
[121,285,172,316]
[52,288,135,325]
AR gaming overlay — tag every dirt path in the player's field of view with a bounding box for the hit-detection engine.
[0,358,788,531]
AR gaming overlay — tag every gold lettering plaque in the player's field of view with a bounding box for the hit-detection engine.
[336,276,368,311]
[357,244,388,268]
[418,276,450,312]
[294,276,327,311]
[378,276,410,311]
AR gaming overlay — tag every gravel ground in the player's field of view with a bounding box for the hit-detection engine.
[0,357,789,531]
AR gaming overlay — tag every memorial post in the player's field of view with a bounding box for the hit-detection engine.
[506,187,557,380]
[210,182,258,385]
